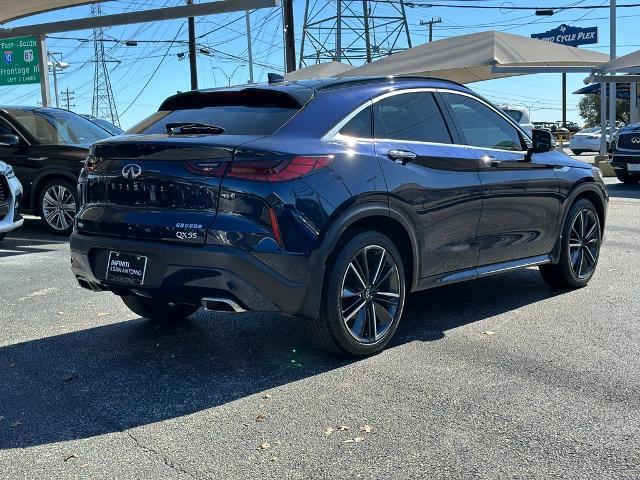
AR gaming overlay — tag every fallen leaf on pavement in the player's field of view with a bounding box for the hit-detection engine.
[338,425,349,431]
[361,425,373,433]
[257,442,270,450]
[262,393,273,399]
[256,414,267,422]
[324,427,334,436]
[354,437,365,443]
[481,330,496,336]
[63,454,78,462]
[270,456,278,462]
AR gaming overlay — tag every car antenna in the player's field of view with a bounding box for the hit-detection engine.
[268,73,285,84]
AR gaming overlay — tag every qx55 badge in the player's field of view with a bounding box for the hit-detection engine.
[122,164,143,180]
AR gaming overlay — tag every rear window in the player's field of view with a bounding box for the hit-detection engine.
[130,106,299,136]
[129,88,306,136]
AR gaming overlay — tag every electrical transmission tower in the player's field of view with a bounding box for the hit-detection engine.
[91,4,120,127]
[299,1,412,68]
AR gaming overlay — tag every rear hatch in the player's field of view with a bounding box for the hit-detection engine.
[78,134,258,244]
[76,86,312,245]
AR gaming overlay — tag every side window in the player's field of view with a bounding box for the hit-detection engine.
[373,92,451,144]
[442,93,524,151]
[339,105,372,138]
[0,118,18,136]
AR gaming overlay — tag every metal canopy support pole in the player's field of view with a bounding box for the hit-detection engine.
[36,35,51,107]
[631,81,638,124]
[562,73,567,127]
[245,10,254,83]
[609,0,617,134]
[600,84,607,155]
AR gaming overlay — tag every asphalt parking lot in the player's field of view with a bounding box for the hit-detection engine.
[1,176,639,479]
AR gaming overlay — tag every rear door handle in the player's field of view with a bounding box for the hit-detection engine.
[481,155,502,167]
[387,149,417,165]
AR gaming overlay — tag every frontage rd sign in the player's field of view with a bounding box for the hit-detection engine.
[531,24,598,47]
[0,36,41,86]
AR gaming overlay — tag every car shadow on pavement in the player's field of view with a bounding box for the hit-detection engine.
[0,269,563,449]
[0,217,67,259]
[605,182,640,200]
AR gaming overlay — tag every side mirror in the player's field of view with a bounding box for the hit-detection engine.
[0,133,20,146]
[531,128,555,154]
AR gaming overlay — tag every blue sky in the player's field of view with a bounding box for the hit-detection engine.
[0,0,638,128]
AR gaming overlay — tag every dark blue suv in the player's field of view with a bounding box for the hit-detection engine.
[70,77,608,356]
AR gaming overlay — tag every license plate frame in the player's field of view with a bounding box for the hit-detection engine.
[106,251,148,286]
[627,163,640,172]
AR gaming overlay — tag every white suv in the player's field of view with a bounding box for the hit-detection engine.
[499,105,533,138]
[0,161,23,241]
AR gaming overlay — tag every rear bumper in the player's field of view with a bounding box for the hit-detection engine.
[70,232,312,315]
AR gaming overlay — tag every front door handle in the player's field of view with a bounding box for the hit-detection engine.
[481,155,502,167]
[387,149,417,165]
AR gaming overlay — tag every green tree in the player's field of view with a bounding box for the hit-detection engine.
[578,94,630,127]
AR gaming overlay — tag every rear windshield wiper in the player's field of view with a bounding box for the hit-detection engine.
[166,122,226,135]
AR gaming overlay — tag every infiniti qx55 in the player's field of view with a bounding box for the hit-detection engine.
[70,77,607,356]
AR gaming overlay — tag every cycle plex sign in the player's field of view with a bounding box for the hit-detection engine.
[531,24,598,47]
[0,37,41,86]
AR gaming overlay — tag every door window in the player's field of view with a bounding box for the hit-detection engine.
[373,92,452,144]
[0,118,18,136]
[442,93,524,151]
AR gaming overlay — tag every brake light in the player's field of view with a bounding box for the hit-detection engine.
[226,156,333,182]
[82,155,100,173]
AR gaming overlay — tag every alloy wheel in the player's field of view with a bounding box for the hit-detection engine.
[42,184,76,232]
[340,245,401,344]
[568,209,600,279]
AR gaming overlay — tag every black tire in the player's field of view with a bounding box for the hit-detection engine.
[614,170,640,184]
[539,199,601,289]
[307,231,406,357]
[120,294,199,322]
[38,178,78,235]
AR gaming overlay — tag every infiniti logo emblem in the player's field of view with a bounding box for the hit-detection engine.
[632,137,640,144]
[122,164,142,179]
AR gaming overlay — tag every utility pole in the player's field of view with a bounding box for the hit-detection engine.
[37,35,51,107]
[283,0,296,72]
[245,10,254,83]
[62,88,75,110]
[420,17,442,43]
[187,0,198,90]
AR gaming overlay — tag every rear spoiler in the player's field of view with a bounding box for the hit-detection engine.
[159,88,308,111]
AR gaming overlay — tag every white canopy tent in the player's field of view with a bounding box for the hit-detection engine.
[337,31,609,84]
[285,61,353,81]
[0,1,105,24]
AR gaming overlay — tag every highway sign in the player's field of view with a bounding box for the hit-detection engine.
[0,36,41,86]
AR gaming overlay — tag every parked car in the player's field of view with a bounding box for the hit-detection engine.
[0,160,23,240]
[499,105,533,137]
[70,77,608,356]
[569,126,615,155]
[560,121,581,134]
[80,114,124,136]
[0,107,111,234]
[609,122,640,183]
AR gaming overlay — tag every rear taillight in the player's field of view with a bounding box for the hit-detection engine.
[185,161,228,176]
[186,156,333,182]
[82,155,100,173]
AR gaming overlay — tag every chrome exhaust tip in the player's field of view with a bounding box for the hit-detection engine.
[201,297,246,313]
